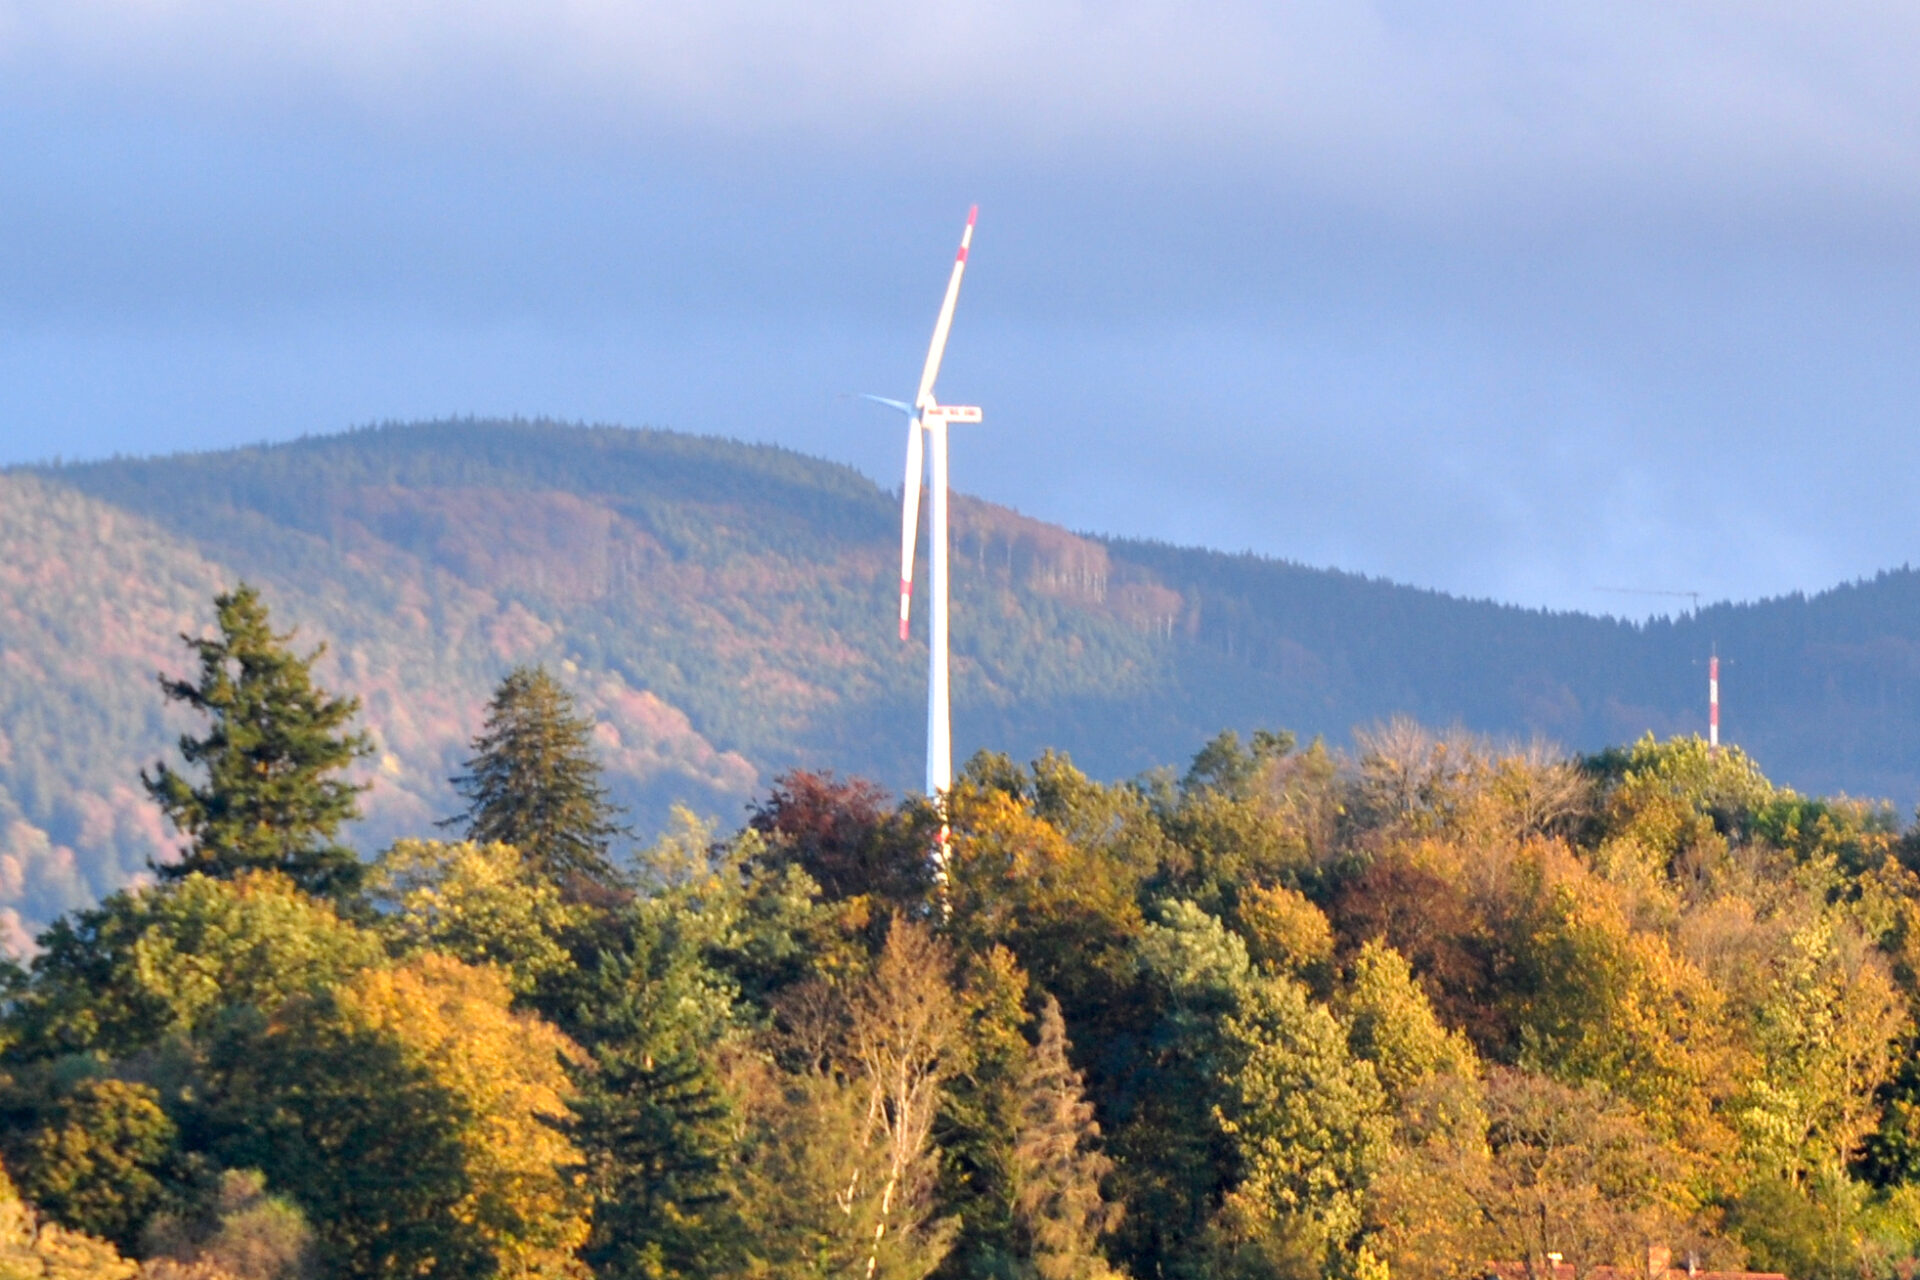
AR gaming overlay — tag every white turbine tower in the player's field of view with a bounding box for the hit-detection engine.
[862,207,981,877]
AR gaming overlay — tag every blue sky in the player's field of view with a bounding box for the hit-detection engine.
[4,1,1919,613]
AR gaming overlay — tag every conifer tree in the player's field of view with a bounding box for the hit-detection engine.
[564,944,741,1280]
[446,665,628,891]
[143,584,371,897]
[1011,996,1126,1280]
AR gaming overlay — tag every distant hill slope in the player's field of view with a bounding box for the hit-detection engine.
[2,419,1916,934]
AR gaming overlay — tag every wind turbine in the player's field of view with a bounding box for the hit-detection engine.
[861,206,982,879]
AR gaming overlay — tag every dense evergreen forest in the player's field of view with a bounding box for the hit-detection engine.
[3,420,1919,938]
[5,584,1920,1280]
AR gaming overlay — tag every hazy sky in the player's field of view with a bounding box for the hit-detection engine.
[4,1,1919,613]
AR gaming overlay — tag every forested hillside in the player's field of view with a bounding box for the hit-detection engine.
[2,419,1918,933]
[5,618,1920,1278]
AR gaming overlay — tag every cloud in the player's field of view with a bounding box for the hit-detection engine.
[9,1,1920,213]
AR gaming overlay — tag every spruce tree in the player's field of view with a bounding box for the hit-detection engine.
[1012,996,1126,1280]
[561,938,741,1279]
[446,666,627,890]
[143,584,371,897]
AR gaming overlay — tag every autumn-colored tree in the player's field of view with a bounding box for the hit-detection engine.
[1365,1070,1493,1280]
[0,1155,139,1279]
[1460,1069,1696,1280]
[142,1167,319,1280]
[1329,844,1504,1052]
[1236,883,1335,994]
[748,771,936,914]
[11,712,1920,1280]
[1350,719,1496,839]
[143,585,372,897]
[1586,735,1780,870]
[845,919,968,1277]
[947,786,1146,1025]
[1349,944,1489,1280]
[732,1060,945,1280]
[732,919,963,1280]
[1505,857,1733,1148]
[1006,995,1125,1280]
[212,955,588,1279]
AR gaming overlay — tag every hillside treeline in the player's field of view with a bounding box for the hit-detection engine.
[13,421,1920,940]
[4,588,1920,1279]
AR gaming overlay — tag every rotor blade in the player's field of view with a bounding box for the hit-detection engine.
[858,393,915,415]
[899,417,924,641]
[914,205,976,411]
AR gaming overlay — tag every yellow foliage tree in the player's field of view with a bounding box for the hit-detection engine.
[1341,940,1479,1112]
[1738,915,1907,1185]
[947,788,1146,1009]
[331,955,591,1277]
[0,1157,138,1280]
[220,954,589,1279]
[1507,850,1734,1158]
[1237,884,1334,989]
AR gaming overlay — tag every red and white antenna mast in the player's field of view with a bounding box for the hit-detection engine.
[1708,650,1720,756]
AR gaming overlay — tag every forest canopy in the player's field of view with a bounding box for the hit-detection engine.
[4,586,1920,1280]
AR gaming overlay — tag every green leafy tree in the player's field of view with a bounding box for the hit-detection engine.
[205,995,481,1279]
[1106,900,1254,1278]
[1738,915,1905,1186]
[143,585,372,897]
[366,839,582,996]
[931,946,1032,1280]
[1339,940,1480,1120]
[1181,730,1296,801]
[9,1078,179,1252]
[731,1063,929,1280]
[446,666,628,892]
[1209,972,1389,1278]
[6,872,382,1061]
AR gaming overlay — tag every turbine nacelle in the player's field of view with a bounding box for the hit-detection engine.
[921,404,982,426]
[858,396,982,429]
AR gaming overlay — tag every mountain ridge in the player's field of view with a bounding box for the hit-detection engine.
[2,418,1916,937]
